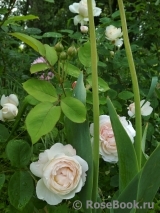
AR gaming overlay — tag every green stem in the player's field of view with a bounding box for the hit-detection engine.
[118,0,142,169]
[6,98,29,143]
[87,0,100,205]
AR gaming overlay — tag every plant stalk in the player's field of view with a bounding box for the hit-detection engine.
[87,0,100,205]
[118,0,142,169]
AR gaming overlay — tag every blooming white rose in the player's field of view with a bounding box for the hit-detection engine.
[30,143,88,205]
[128,100,153,117]
[80,25,88,33]
[0,103,18,121]
[0,94,19,122]
[105,25,123,41]
[90,115,136,163]
[69,0,102,25]
[1,94,19,107]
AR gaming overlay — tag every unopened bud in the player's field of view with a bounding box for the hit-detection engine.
[59,51,67,60]
[110,51,114,56]
[55,42,64,52]
[67,45,77,59]
[80,26,88,33]
[72,81,77,89]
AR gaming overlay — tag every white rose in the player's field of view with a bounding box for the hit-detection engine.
[30,143,88,205]
[1,94,19,107]
[0,103,18,121]
[80,25,88,33]
[90,115,136,163]
[69,0,102,25]
[128,100,153,117]
[105,25,123,41]
[114,38,123,48]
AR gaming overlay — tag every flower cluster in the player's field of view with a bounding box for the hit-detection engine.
[30,143,88,205]
[0,94,19,122]
[31,57,46,65]
[90,115,136,163]
[69,0,101,32]
[128,100,153,117]
[39,72,54,81]
[105,25,123,48]
[31,57,54,81]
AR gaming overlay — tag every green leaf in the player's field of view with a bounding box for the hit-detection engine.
[23,79,58,103]
[30,63,50,73]
[8,171,34,210]
[78,41,91,67]
[145,76,158,103]
[0,174,5,190]
[63,62,81,78]
[26,103,61,144]
[73,72,86,104]
[25,95,40,106]
[118,91,134,100]
[61,97,86,123]
[64,73,93,213]
[107,97,139,192]
[114,172,141,213]
[43,32,62,38]
[9,32,45,56]
[44,44,58,66]
[47,203,68,213]
[6,140,32,167]
[0,123,9,143]
[136,145,160,213]
[86,75,110,92]
[3,15,39,26]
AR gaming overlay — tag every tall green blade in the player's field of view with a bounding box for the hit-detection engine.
[64,73,93,213]
[107,97,139,192]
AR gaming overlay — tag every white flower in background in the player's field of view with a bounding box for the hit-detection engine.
[105,25,123,41]
[80,25,88,33]
[0,94,19,122]
[69,0,102,25]
[128,100,153,117]
[114,38,123,48]
[30,143,88,205]
[105,25,123,48]
[90,115,136,163]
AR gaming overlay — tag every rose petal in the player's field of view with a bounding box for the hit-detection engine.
[73,15,82,25]
[69,3,79,14]
[94,7,102,16]
[9,94,19,106]
[59,178,83,199]
[30,161,45,178]
[47,143,64,160]
[36,179,62,205]
[1,95,8,107]
[63,144,76,156]
[141,106,153,116]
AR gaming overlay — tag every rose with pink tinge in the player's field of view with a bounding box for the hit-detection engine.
[128,100,153,117]
[90,115,136,163]
[30,143,88,205]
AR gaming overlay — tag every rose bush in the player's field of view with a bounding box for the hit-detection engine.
[128,100,153,117]
[69,0,101,25]
[0,94,19,122]
[30,143,88,205]
[90,115,136,163]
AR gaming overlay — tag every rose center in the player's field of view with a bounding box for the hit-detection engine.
[54,167,74,187]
